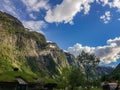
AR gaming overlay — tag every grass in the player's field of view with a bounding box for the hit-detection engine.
[54,87,102,90]
[0,71,38,82]
[90,87,102,90]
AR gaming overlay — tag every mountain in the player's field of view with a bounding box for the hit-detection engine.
[100,64,120,82]
[0,11,75,82]
[112,63,120,73]
[0,11,114,84]
[96,66,114,75]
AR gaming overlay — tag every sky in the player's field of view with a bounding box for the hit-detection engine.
[0,0,120,66]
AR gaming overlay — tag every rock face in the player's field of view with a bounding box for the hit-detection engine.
[112,63,120,73]
[0,11,73,78]
[96,66,114,75]
[65,52,76,65]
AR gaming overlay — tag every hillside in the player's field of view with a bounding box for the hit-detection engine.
[0,11,114,84]
[0,11,73,82]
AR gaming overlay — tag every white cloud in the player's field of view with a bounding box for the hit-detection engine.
[110,0,120,12]
[45,0,94,24]
[29,13,36,19]
[97,0,120,12]
[96,0,110,6]
[0,1,47,34]
[44,0,120,24]
[1,0,120,25]
[68,43,95,57]
[21,0,50,12]
[67,37,120,64]
[22,20,46,34]
[100,11,111,24]
[0,0,20,19]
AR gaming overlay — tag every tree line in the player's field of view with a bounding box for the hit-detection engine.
[54,51,101,90]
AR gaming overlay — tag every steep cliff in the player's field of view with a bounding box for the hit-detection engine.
[0,11,72,82]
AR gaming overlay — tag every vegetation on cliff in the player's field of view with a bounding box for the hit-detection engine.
[0,11,70,83]
[0,11,118,90]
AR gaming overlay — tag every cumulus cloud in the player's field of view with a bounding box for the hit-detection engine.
[45,0,94,24]
[68,43,95,57]
[100,11,111,24]
[44,0,120,24]
[21,0,50,12]
[1,0,120,25]
[97,0,120,12]
[67,37,120,64]
[22,20,46,34]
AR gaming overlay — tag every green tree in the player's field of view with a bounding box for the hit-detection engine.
[68,67,86,90]
[56,66,86,89]
[77,51,100,87]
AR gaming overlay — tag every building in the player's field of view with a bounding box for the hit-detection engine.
[0,77,27,90]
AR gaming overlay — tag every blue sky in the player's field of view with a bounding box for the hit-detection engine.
[0,0,120,66]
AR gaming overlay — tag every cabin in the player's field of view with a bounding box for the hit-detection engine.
[16,77,27,90]
[28,83,57,90]
[0,77,27,90]
[28,83,45,90]
[0,77,57,90]
[102,82,120,90]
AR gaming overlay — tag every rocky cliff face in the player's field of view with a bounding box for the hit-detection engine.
[0,11,73,80]
[96,66,114,75]
[112,63,120,73]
